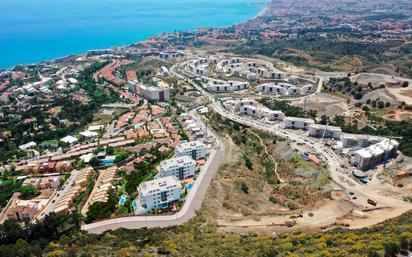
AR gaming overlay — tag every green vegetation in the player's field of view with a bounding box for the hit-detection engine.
[259,98,317,118]
[85,189,118,223]
[15,186,38,199]
[0,178,23,207]
[124,146,171,195]
[2,209,412,256]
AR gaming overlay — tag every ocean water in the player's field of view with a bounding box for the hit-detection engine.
[0,0,264,68]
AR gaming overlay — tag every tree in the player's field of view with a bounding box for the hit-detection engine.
[400,235,409,250]
[240,182,249,194]
[15,239,31,257]
[367,250,380,257]
[0,219,24,244]
[15,186,38,198]
[384,242,400,257]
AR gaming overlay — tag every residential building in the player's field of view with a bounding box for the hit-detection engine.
[19,141,37,151]
[284,117,315,130]
[6,199,47,221]
[341,134,383,148]
[158,156,196,180]
[355,139,399,171]
[239,104,263,118]
[138,83,170,102]
[174,141,206,160]
[308,124,342,139]
[266,110,285,122]
[23,176,61,190]
[135,176,182,214]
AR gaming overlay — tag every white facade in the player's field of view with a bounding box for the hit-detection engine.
[355,139,399,171]
[308,124,342,139]
[302,84,314,94]
[341,134,383,148]
[256,83,287,95]
[158,156,196,180]
[266,110,285,122]
[137,176,182,212]
[138,84,170,102]
[174,140,207,160]
[287,86,301,95]
[239,105,263,118]
[284,117,315,130]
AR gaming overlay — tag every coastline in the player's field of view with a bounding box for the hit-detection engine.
[1,1,268,70]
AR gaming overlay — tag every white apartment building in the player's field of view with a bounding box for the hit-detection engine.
[256,83,287,95]
[137,84,170,102]
[202,77,250,92]
[136,176,182,213]
[355,139,399,171]
[174,140,207,160]
[341,134,383,148]
[287,86,301,95]
[308,124,342,139]
[239,105,263,118]
[266,110,285,122]
[284,117,315,130]
[302,84,314,94]
[158,156,197,180]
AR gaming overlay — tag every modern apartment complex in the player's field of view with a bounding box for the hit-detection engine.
[308,124,342,139]
[174,141,207,160]
[284,117,315,130]
[157,156,197,180]
[355,139,399,170]
[135,176,182,214]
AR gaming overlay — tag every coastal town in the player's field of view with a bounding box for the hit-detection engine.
[0,0,412,256]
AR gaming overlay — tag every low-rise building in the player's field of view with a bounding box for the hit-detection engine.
[239,104,263,118]
[284,117,315,130]
[174,141,206,160]
[19,141,37,151]
[266,110,285,122]
[6,199,47,221]
[355,139,399,171]
[23,176,60,190]
[157,156,196,180]
[135,176,182,214]
[308,124,342,139]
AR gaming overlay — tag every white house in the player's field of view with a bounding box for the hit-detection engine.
[135,176,182,214]
[19,141,37,151]
[60,135,78,145]
[266,110,285,122]
[174,141,207,160]
[157,156,196,180]
[284,117,315,130]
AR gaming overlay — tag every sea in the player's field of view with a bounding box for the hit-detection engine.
[0,0,265,69]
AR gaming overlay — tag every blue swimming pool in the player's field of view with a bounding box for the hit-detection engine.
[187,183,193,190]
[118,194,128,205]
[101,160,114,166]
[132,200,138,209]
